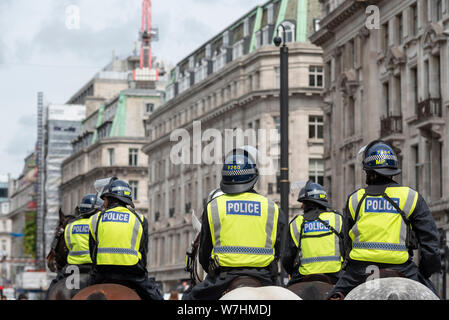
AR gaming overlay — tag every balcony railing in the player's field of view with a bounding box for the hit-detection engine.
[380,115,403,137]
[417,98,442,121]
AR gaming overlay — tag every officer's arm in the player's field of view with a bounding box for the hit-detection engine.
[342,197,355,257]
[140,216,149,267]
[88,230,95,263]
[275,207,288,262]
[409,194,441,277]
[280,221,298,276]
[198,203,213,272]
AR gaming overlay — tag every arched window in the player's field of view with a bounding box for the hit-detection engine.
[278,21,295,43]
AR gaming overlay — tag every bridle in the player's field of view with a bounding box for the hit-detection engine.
[47,214,76,272]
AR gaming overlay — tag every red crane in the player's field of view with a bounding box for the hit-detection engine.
[133,0,158,81]
[140,0,152,69]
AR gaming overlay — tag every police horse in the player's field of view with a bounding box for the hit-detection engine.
[46,209,90,300]
[345,277,440,300]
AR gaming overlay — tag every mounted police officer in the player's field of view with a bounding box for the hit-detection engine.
[282,180,345,286]
[65,194,103,271]
[327,140,441,299]
[45,194,103,299]
[88,177,163,300]
[182,146,286,300]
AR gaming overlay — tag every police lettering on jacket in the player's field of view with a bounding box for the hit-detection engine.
[364,197,400,213]
[303,220,330,233]
[102,211,130,223]
[72,224,89,234]
[226,200,261,216]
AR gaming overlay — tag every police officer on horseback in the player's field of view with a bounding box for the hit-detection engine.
[182,146,287,300]
[327,140,441,299]
[88,177,163,300]
[282,180,345,286]
[45,194,103,299]
[65,194,103,271]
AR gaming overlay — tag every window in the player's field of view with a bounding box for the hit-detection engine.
[411,67,418,114]
[309,159,324,185]
[436,0,443,21]
[262,26,270,46]
[394,74,402,112]
[268,183,274,195]
[145,103,154,113]
[309,66,323,87]
[411,4,418,36]
[383,22,389,51]
[129,148,138,166]
[313,19,321,32]
[213,48,226,72]
[397,13,403,45]
[309,116,323,139]
[412,145,420,191]
[275,67,280,88]
[345,97,355,137]
[278,21,295,43]
[383,82,390,116]
[233,40,244,60]
[108,148,114,166]
[128,181,138,201]
[0,188,7,198]
[274,116,281,138]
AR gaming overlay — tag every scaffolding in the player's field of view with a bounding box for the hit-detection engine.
[43,104,85,259]
[36,92,45,269]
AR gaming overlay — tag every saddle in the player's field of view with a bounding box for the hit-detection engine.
[222,276,263,297]
[301,273,334,285]
[366,268,405,280]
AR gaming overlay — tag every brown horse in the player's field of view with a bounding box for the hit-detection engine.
[46,208,91,300]
[72,284,141,300]
[286,274,335,300]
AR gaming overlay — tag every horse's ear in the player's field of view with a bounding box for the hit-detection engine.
[59,208,66,224]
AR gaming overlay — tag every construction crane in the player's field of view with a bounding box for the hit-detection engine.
[133,0,158,82]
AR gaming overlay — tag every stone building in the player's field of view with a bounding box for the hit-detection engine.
[3,153,39,281]
[310,0,449,295]
[142,0,324,292]
[60,88,164,218]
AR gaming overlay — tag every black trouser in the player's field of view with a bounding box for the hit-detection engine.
[89,272,164,300]
[286,271,342,287]
[328,260,440,298]
[182,268,277,300]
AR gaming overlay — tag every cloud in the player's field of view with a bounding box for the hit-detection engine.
[0,0,265,178]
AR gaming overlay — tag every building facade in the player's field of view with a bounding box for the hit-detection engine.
[43,104,86,258]
[0,174,12,284]
[3,153,39,282]
[311,0,449,296]
[142,0,324,292]
[60,88,165,219]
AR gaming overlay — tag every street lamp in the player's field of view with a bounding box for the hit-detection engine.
[274,24,289,285]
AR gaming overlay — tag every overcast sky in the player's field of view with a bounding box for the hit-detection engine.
[0,0,263,179]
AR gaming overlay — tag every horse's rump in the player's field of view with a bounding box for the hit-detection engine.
[72,284,141,300]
